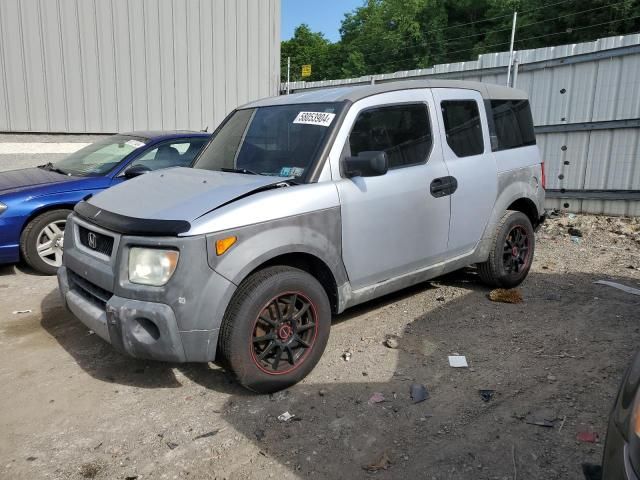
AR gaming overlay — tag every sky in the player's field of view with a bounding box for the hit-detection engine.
[281,0,364,42]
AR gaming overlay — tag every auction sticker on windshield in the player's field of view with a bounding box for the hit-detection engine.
[293,111,336,127]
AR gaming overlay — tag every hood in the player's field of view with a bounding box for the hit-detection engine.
[88,167,289,222]
[0,167,76,195]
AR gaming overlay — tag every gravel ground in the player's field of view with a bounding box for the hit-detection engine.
[0,213,639,480]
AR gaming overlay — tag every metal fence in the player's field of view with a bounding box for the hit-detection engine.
[0,0,281,134]
[283,34,640,216]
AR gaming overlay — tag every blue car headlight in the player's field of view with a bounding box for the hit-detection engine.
[0,202,7,215]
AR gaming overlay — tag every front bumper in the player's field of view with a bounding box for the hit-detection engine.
[59,266,188,362]
[57,213,238,363]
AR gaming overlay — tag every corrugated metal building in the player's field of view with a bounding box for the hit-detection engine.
[284,34,640,216]
[0,0,281,133]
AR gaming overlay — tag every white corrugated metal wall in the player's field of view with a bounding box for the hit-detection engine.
[0,0,281,133]
[284,34,640,216]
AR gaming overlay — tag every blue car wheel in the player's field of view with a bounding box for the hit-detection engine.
[20,209,72,275]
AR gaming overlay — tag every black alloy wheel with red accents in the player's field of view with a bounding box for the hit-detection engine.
[218,266,331,393]
[478,210,535,288]
[251,292,318,375]
[503,225,530,275]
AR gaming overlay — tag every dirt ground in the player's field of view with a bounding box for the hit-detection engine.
[0,213,639,480]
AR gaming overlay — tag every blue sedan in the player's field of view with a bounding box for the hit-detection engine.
[0,131,210,274]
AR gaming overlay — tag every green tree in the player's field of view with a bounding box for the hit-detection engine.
[281,0,640,81]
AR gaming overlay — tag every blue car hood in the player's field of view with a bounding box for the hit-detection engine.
[88,167,288,222]
[0,167,76,195]
[0,167,108,197]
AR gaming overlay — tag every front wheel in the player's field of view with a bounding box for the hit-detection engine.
[218,266,331,393]
[20,209,72,275]
[477,210,535,288]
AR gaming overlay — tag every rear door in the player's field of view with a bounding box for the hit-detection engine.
[330,89,452,290]
[431,88,498,255]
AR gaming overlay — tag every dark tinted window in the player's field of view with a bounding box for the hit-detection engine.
[490,99,536,151]
[349,103,432,169]
[441,100,484,157]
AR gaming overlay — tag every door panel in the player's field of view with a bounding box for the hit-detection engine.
[432,88,498,255]
[330,90,451,290]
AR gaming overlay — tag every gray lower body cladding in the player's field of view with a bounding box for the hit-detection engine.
[59,213,236,363]
[58,208,346,363]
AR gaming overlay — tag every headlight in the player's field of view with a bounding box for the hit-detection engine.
[128,247,179,286]
[0,202,7,215]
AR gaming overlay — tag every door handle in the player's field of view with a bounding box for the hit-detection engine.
[430,176,458,198]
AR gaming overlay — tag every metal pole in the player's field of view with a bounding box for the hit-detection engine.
[506,11,517,87]
[287,57,291,95]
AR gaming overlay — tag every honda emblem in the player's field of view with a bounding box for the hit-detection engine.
[87,232,97,249]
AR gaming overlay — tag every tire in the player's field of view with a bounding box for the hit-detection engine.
[20,209,72,275]
[477,210,535,288]
[218,266,331,393]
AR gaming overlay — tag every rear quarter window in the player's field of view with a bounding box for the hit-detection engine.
[489,99,536,151]
[441,100,484,157]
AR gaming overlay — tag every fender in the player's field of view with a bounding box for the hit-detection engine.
[475,166,543,261]
[206,207,349,292]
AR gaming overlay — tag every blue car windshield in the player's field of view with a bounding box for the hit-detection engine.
[52,135,147,176]
[193,103,342,181]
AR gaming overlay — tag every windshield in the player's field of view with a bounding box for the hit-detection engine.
[51,135,148,176]
[193,103,342,181]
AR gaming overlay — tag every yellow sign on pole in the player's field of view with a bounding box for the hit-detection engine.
[301,64,312,77]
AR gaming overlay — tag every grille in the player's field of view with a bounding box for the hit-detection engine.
[68,269,112,308]
[78,226,114,257]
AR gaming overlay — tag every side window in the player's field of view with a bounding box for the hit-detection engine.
[348,103,432,169]
[441,100,484,157]
[490,99,536,151]
[129,139,208,171]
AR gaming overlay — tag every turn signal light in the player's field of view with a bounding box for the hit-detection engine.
[216,236,237,256]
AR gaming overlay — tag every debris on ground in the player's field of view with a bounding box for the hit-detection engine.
[368,392,386,405]
[384,337,399,349]
[577,431,600,443]
[410,384,429,403]
[362,452,391,472]
[277,411,295,422]
[524,411,557,428]
[448,355,468,368]
[318,389,327,396]
[193,430,219,440]
[166,442,179,450]
[594,280,640,296]
[436,296,445,302]
[488,288,523,304]
[479,389,495,402]
[254,429,265,441]
[342,350,352,361]
[568,227,583,237]
[571,236,582,244]
[11,309,32,314]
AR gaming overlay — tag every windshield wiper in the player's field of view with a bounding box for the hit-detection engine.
[220,167,260,175]
[38,162,69,176]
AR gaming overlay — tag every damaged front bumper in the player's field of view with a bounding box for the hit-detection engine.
[58,266,187,362]
[57,213,238,363]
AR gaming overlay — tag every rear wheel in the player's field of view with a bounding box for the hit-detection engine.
[477,210,535,288]
[20,209,72,275]
[218,266,331,393]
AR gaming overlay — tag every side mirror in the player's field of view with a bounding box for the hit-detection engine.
[124,165,151,179]
[342,151,389,178]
